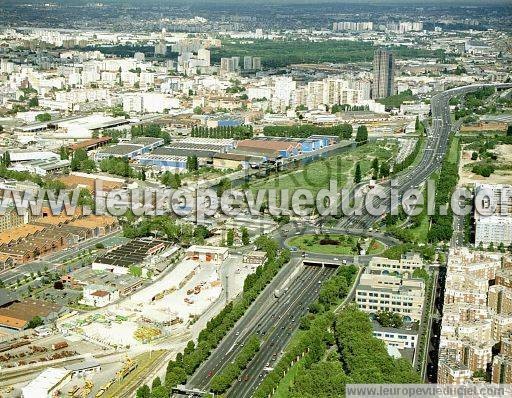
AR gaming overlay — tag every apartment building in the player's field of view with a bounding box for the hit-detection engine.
[0,206,28,233]
[492,355,512,384]
[475,184,512,248]
[491,314,512,341]
[438,248,512,382]
[437,359,472,384]
[488,285,512,315]
[461,341,494,372]
[372,49,395,99]
[355,272,425,322]
[500,333,512,356]
[495,269,512,289]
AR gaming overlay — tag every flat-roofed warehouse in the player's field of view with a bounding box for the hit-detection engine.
[21,367,72,398]
[52,114,130,139]
[151,146,219,166]
[236,139,302,158]
[185,245,228,264]
[212,153,264,170]
[136,154,188,172]
[252,136,328,152]
[16,114,130,139]
[92,238,168,274]
[68,136,112,153]
[94,136,164,161]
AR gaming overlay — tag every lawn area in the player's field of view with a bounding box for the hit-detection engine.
[366,239,386,255]
[447,136,460,164]
[288,234,373,255]
[408,216,430,244]
[182,167,233,183]
[250,141,397,197]
[274,357,305,398]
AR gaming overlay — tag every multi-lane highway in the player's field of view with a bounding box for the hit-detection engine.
[187,262,337,396]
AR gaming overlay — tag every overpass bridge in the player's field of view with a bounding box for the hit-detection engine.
[301,254,372,268]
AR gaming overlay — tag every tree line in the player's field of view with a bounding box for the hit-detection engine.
[427,136,460,243]
[263,123,353,140]
[191,125,253,140]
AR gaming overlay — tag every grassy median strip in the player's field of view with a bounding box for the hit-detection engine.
[210,335,261,394]
[104,349,166,398]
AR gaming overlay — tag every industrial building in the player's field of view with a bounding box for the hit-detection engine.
[21,367,72,398]
[8,158,70,176]
[94,136,164,161]
[185,245,228,264]
[212,153,263,170]
[82,284,120,307]
[0,214,118,266]
[0,292,64,331]
[236,139,302,158]
[92,238,168,275]
[136,154,188,172]
[61,267,144,296]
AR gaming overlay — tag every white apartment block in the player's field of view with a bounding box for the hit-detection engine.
[475,216,512,248]
[333,21,374,31]
[355,272,425,322]
[475,184,512,248]
[123,93,180,114]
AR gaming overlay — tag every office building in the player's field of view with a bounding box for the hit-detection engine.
[355,272,425,322]
[372,49,395,99]
[367,253,423,275]
[372,322,418,350]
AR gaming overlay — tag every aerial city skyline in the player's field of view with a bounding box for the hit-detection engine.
[0,1,511,397]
